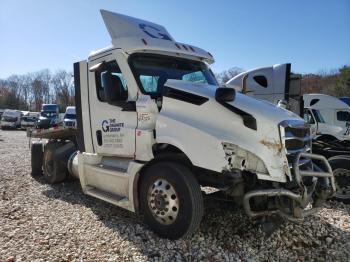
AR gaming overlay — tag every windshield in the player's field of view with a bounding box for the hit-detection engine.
[312,109,325,123]
[65,114,76,119]
[1,116,17,122]
[130,54,218,94]
[41,112,57,118]
[22,116,37,122]
[42,105,58,112]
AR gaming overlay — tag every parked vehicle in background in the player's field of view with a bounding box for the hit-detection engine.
[339,97,350,106]
[63,106,76,128]
[28,10,335,239]
[303,94,350,142]
[0,109,4,119]
[21,112,40,130]
[227,64,350,202]
[1,109,22,129]
[36,104,60,129]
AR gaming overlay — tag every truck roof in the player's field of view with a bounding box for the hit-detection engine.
[65,106,76,114]
[303,93,349,109]
[89,10,214,64]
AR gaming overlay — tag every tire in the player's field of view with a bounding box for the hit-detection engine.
[43,142,67,184]
[329,157,350,203]
[31,142,43,176]
[139,161,204,239]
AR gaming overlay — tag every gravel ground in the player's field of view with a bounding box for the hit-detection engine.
[0,130,350,262]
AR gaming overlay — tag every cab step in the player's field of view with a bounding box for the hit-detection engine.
[85,187,129,207]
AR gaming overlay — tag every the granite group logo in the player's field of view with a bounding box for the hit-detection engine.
[102,119,124,132]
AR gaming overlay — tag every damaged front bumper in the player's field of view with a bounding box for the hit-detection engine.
[243,152,335,221]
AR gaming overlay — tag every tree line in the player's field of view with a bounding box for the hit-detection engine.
[0,69,74,112]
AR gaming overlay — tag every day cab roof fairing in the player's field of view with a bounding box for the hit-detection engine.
[304,94,350,110]
[89,10,214,64]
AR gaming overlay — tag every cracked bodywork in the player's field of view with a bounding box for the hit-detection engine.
[260,139,283,152]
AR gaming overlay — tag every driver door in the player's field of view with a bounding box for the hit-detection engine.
[88,55,137,157]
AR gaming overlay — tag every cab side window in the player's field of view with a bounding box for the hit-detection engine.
[303,109,315,124]
[337,111,350,122]
[95,61,127,102]
[139,75,159,93]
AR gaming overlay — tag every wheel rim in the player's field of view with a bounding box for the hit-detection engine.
[44,150,54,176]
[147,179,179,225]
[333,168,350,199]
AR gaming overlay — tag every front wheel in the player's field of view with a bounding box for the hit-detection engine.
[139,162,204,239]
[329,157,350,203]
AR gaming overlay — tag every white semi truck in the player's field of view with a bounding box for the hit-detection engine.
[303,94,350,142]
[29,10,335,239]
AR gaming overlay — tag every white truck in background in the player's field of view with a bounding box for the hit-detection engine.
[29,10,335,239]
[63,106,76,128]
[21,112,40,130]
[227,64,350,202]
[303,94,350,142]
[1,109,22,129]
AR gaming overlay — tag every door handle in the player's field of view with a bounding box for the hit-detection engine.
[96,130,102,146]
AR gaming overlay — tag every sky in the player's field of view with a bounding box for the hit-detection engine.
[0,0,349,78]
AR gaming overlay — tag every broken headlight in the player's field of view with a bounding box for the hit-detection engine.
[222,142,268,175]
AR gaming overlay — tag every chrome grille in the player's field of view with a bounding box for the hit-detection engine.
[282,122,312,168]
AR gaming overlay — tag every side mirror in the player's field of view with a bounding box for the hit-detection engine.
[215,87,236,102]
[101,71,128,104]
[277,99,288,109]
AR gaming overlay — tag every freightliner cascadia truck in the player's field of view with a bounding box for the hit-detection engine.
[29,10,335,239]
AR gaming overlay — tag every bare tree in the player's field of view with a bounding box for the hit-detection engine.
[51,70,74,111]
[215,67,244,84]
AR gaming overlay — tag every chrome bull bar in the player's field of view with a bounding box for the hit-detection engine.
[243,152,335,221]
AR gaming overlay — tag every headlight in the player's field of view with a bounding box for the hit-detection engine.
[222,142,268,174]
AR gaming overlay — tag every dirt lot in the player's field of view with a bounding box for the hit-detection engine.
[0,130,350,261]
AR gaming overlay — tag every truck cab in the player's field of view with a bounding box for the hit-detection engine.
[63,106,76,128]
[303,94,350,141]
[30,11,335,239]
[36,104,60,129]
[1,109,21,129]
[21,112,39,130]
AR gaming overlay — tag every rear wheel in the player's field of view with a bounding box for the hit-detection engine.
[31,142,43,176]
[43,142,67,184]
[329,158,350,203]
[139,162,203,239]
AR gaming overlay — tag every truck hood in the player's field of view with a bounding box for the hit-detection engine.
[164,79,303,125]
